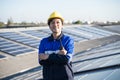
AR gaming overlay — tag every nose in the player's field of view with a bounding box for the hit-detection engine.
[53,22,58,27]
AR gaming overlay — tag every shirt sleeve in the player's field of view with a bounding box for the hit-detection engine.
[38,39,46,65]
[47,37,74,65]
[66,37,74,62]
[39,39,45,54]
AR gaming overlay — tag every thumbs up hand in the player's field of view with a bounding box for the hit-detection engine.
[58,47,67,55]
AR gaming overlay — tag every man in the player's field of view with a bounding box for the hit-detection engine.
[38,11,74,80]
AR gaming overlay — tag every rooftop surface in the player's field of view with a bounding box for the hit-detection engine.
[0,25,120,80]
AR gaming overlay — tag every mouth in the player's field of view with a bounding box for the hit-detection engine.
[53,28,59,30]
[52,28,59,33]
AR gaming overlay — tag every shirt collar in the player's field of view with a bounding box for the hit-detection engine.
[48,32,64,41]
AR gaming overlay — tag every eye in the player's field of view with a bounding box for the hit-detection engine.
[57,21,60,24]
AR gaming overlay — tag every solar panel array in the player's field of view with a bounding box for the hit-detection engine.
[2,36,120,80]
[73,42,120,72]
[0,26,115,58]
[0,25,120,80]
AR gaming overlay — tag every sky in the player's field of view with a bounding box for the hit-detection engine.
[0,0,120,23]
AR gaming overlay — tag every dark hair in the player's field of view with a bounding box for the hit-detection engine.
[48,18,63,25]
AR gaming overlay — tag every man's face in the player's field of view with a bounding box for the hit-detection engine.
[49,18,63,33]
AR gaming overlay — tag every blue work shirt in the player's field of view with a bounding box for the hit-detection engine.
[39,33,74,63]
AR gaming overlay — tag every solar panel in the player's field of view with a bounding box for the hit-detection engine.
[38,29,52,34]
[64,28,97,39]
[62,29,87,42]
[0,38,35,56]
[21,30,49,39]
[72,40,120,73]
[73,54,120,73]
[74,68,120,80]
[73,60,94,72]
[100,54,120,67]
[86,41,120,53]
[104,68,120,80]
[81,26,114,35]
[73,41,120,60]
[70,27,105,39]
[0,32,40,48]
[73,48,120,64]
[63,29,89,39]
[8,49,34,55]
[0,43,19,49]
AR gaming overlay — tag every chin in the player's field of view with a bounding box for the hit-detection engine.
[52,30,59,33]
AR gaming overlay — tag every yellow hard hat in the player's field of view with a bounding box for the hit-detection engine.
[48,11,64,24]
